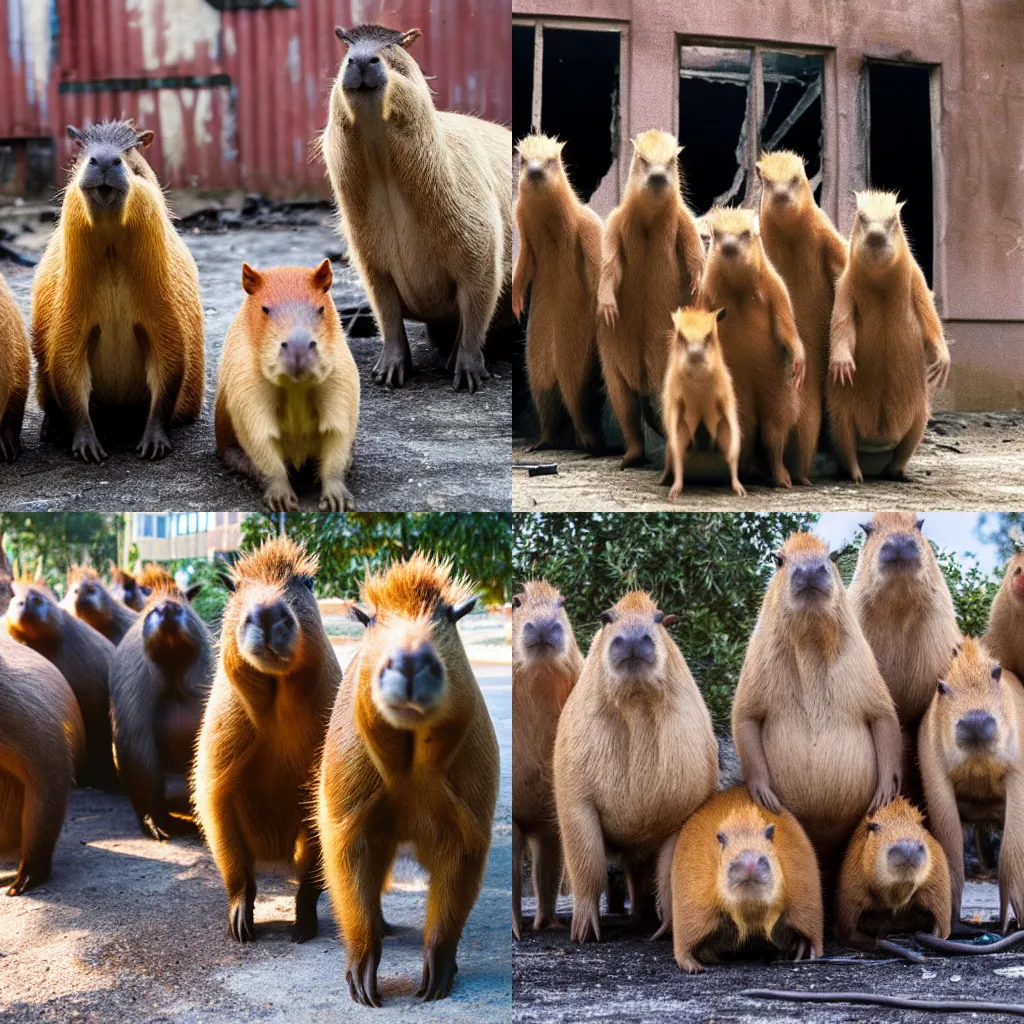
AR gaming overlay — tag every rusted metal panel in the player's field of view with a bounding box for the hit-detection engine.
[2,0,511,195]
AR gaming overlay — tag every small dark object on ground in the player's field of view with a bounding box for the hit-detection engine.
[514,463,558,476]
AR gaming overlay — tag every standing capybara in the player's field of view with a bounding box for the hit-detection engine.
[554,591,719,943]
[110,581,213,840]
[700,206,806,487]
[0,270,30,461]
[323,25,511,393]
[193,537,339,943]
[836,796,951,950]
[827,190,950,482]
[109,566,147,611]
[671,786,823,973]
[513,134,604,453]
[31,120,204,461]
[849,514,961,726]
[215,261,360,512]
[61,566,139,645]
[596,130,705,468]
[0,632,86,894]
[986,550,1024,683]
[661,306,744,499]
[918,638,1024,930]
[732,533,902,875]
[6,575,117,789]
[512,580,582,939]
[318,554,498,1006]
[756,150,848,482]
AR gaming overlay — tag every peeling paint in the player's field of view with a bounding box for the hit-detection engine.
[126,0,221,73]
[138,93,157,119]
[224,24,237,59]
[9,0,53,118]
[194,89,213,147]
[287,36,300,86]
[157,90,186,176]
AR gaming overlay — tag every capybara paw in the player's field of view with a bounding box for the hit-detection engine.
[793,937,813,961]
[371,345,412,388]
[319,480,355,512]
[0,427,20,462]
[883,464,911,482]
[137,421,173,460]
[525,439,553,453]
[793,474,812,487]
[228,896,255,942]
[346,945,382,1007]
[451,347,489,394]
[620,450,646,470]
[569,903,601,943]
[772,468,793,489]
[263,480,299,512]
[732,481,747,497]
[5,860,50,896]
[417,940,458,1002]
[830,355,856,387]
[71,425,107,463]
[668,483,682,502]
[748,779,781,814]
[141,813,170,841]
[677,952,705,974]
[291,913,319,944]
[512,916,522,941]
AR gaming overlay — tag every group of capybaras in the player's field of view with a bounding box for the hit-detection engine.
[515,131,949,496]
[0,24,513,511]
[0,537,498,1008]
[513,513,1024,970]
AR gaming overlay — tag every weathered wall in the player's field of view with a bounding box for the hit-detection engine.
[1,0,511,195]
[513,0,1024,409]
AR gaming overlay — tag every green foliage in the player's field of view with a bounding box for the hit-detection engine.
[512,513,818,729]
[978,513,1024,562]
[935,550,1002,638]
[240,513,512,604]
[0,513,122,593]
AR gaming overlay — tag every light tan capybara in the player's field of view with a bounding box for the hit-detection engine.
[986,551,1024,684]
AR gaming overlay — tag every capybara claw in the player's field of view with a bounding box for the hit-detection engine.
[228,898,254,942]
[346,948,382,1007]
[71,426,107,463]
[417,941,458,1002]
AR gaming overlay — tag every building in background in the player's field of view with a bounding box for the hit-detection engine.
[512,0,1024,414]
[1,0,511,197]
[130,511,242,562]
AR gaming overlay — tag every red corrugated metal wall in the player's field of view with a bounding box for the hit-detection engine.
[1,0,511,195]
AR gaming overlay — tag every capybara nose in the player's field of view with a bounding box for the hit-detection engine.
[526,162,545,182]
[729,851,771,886]
[379,644,445,708]
[243,600,295,657]
[720,239,739,258]
[522,617,563,652]
[791,560,830,594]
[646,171,668,190]
[866,228,888,248]
[343,50,388,91]
[957,709,998,747]
[880,534,920,566]
[772,187,791,203]
[610,629,655,665]
[280,333,318,378]
[887,839,927,872]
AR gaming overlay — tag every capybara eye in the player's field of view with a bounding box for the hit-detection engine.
[511,596,521,610]
[1015,567,1022,577]
[261,305,271,315]
[317,306,325,316]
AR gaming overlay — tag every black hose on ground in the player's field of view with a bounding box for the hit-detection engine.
[875,938,927,963]
[914,929,1024,956]
[742,989,1024,1017]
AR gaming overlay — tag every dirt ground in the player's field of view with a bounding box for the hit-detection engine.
[513,882,1023,1024]
[0,661,512,1024]
[0,207,511,512]
[513,411,1024,511]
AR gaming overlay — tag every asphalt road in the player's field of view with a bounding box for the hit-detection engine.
[0,216,512,512]
[0,662,512,1024]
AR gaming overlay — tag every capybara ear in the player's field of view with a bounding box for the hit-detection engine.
[311,258,333,294]
[186,584,202,603]
[67,125,86,145]
[241,263,262,295]
[447,596,476,623]
[715,307,727,322]
[399,28,422,48]
[350,604,373,628]
[763,824,775,841]
[335,26,354,45]
[137,130,155,150]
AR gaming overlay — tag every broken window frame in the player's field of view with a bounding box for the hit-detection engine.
[863,57,945,310]
[511,16,631,206]
[675,37,838,223]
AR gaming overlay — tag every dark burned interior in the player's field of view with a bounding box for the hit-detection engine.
[868,61,934,286]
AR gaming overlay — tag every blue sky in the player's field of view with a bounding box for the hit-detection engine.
[816,513,1003,572]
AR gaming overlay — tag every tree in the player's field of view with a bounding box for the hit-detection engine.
[513,512,818,728]
[240,513,512,605]
[977,513,1024,562]
[0,513,122,591]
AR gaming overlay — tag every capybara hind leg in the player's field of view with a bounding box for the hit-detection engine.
[6,781,63,896]
[562,378,604,455]
[292,827,324,943]
[829,405,863,483]
[529,386,564,452]
[205,799,257,941]
[604,365,645,468]
[625,857,655,926]
[999,774,1024,933]
[531,831,563,932]
[651,832,679,939]
[761,419,793,489]
[512,819,523,940]
[716,420,746,497]
[417,839,490,1001]
[792,399,820,485]
[334,831,396,1007]
[886,408,928,480]
[0,388,26,462]
[136,325,182,461]
[561,799,606,942]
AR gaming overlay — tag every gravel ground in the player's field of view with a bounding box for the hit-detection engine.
[512,411,1024,511]
[0,215,511,512]
[513,882,1022,1024]
[0,662,512,1024]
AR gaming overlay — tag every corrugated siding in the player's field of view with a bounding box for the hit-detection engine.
[1,0,511,195]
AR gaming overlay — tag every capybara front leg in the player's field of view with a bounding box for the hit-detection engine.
[885,406,928,480]
[604,364,645,469]
[531,831,563,932]
[363,264,413,389]
[136,324,183,460]
[293,826,324,943]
